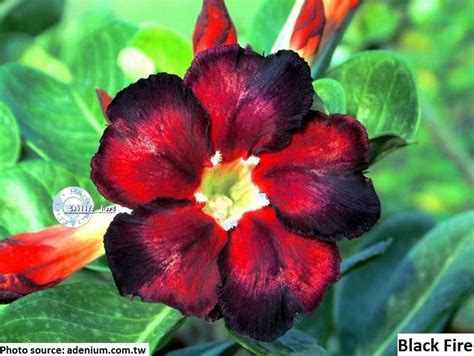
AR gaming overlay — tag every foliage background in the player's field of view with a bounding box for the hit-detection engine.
[0,0,472,355]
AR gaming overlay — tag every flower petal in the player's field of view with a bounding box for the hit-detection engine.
[104,199,227,318]
[272,0,326,65]
[254,112,380,240]
[91,74,211,208]
[217,208,340,341]
[184,45,314,161]
[0,208,123,302]
[318,0,361,55]
[290,0,326,64]
[193,0,237,55]
[96,88,112,121]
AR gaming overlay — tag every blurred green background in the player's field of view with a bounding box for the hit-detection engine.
[0,0,472,353]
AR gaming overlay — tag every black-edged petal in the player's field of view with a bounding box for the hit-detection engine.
[184,45,314,162]
[254,111,380,240]
[105,199,227,318]
[217,208,340,341]
[91,74,211,209]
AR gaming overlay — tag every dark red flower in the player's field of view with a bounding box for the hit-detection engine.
[91,43,380,341]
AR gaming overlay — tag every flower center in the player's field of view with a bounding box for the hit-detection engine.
[195,153,269,231]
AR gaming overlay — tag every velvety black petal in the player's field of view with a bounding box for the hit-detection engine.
[184,45,314,161]
[217,208,340,341]
[254,111,380,240]
[91,74,211,208]
[105,199,227,318]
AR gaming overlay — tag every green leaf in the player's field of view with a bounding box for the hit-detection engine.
[336,213,436,355]
[452,294,474,332]
[61,269,113,286]
[246,0,294,54]
[0,160,84,238]
[0,0,65,36]
[0,64,101,174]
[295,288,334,347]
[0,32,33,63]
[340,238,393,275]
[50,10,116,64]
[326,51,421,161]
[368,134,409,164]
[168,340,240,356]
[0,102,20,171]
[361,211,474,355]
[18,43,72,83]
[0,282,184,350]
[123,26,193,79]
[312,78,347,114]
[311,92,326,113]
[229,329,328,355]
[338,212,474,355]
[70,21,138,128]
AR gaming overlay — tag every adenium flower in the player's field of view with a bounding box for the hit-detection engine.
[89,0,380,341]
[0,209,124,302]
[273,0,362,67]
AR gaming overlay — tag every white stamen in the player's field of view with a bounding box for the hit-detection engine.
[210,151,222,167]
[194,192,208,203]
[222,217,238,231]
[241,155,260,166]
[257,193,270,207]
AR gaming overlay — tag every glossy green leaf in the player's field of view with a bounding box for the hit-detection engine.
[336,213,436,355]
[168,340,239,356]
[0,160,83,238]
[124,26,193,79]
[0,64,101,174]
[312,78,347,114]
[70,21,137,128]
[0,282,184,350]
[337,212,474,355]
[0,102,20,171]
[246,0,294,53]
[340,238,393,276]
[361,211,474,355]
[230,329,327,355]
[0,0,65,36]
[327,51,421,161]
